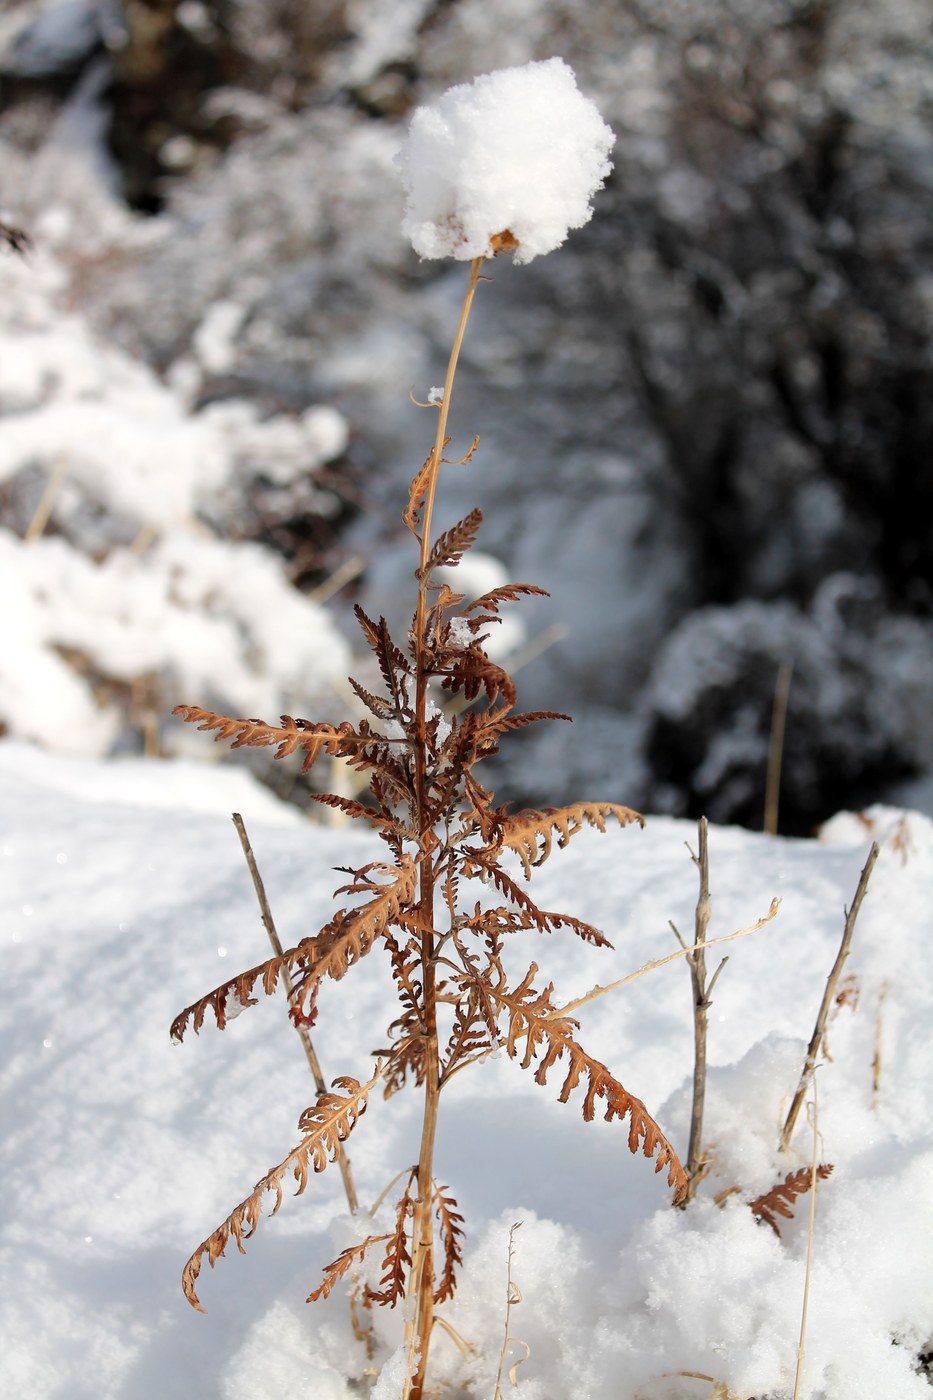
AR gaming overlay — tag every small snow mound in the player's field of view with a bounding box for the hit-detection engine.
[398,58,614,265]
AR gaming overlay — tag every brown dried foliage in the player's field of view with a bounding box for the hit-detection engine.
[749,1164,834,1235]
[182,1070,379,1310]
[172,300,686,1374]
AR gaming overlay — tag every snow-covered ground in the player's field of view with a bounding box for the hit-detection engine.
[2,739,931,1399]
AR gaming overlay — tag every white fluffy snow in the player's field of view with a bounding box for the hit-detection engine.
[398,58,615,264]
[2,741,931,1399]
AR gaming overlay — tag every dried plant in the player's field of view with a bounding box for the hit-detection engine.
[749,1165,834,1237]
[171,247,687,1396]
[170,59,684,1399]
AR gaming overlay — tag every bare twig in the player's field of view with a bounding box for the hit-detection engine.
[24,453,71,542]
[231,812,359,1213]
[764,660,794,836]
[779,842,880,1152]
[552,899,780,1023]
[676,818,728,1203]
[494,1223,529,1398]
[307,554,366,606]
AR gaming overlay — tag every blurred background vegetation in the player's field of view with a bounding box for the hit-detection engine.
[1,0,931,833]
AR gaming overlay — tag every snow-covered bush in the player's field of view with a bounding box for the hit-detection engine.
[0,235,352,759]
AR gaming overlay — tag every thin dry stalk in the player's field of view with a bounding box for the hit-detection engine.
[403,255,486,1400]
[792,1091,823,1400]
[307,553,366,605]
[553,900,779,1022]
[764,659,794,836]
[779,842,880,1152]
[494,1222,528,1399]
[24,453,71,542]
[232,812,359,1214]
[672,818,729,1203]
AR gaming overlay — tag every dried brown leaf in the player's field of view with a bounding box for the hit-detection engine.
[182,1070,379,1311]
[366,1170,417,1306]
[433,1184,465,1303]
[749,1164,834,1235]
[173,707,370,775]
[421,507,484,576]
[498,802,645,879]
[308,1234,392,1303]
[496,964,687,1202]
[171,859,417,1039]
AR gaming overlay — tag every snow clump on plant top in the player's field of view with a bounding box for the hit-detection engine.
[398,58,615,265]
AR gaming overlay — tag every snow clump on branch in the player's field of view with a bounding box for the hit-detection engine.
[398,58,615,266]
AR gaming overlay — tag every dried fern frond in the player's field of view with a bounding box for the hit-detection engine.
[348,676,400,723]
[404,441,449,536]
[433,645,517,708]
[172,858,417,1039]
[749,1164,834,1235]
[496,963,687,1201]
[353,605,412,706]
[172,707,380,776]
[462,583,549,616]
[309,792,412,846]
[433,1183,465,1303]
[495,803,645,879]
[308,1233,393,1303]
[421,507,484,576]
[459,856,611,945]
[476,710,572,742]
[183,1069,380,1311]
[366,1170,417,1306]
[441,986,495,1075]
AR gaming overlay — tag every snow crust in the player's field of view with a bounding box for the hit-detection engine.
[2,742,931,1398]
[398,58,615,264]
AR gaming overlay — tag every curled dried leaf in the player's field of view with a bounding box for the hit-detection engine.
[497,802,645,879]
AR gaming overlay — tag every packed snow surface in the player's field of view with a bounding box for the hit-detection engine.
[2,741,931,1398]
[398,58,615,264]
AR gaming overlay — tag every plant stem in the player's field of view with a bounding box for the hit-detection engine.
[417,256,485,582]
[682,818,715,1201]
[779,841,879,1152]
[404,257,485,1400]
[231,813,359,1213]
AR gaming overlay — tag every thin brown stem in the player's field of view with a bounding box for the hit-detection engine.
[403,257,485,1400]
[416,257,485,579]
[494,1222,526,1398]
[681,818,715,1202]
[779,841,880,1152]
[232,812,359,1213]
[793,1088,823,1400]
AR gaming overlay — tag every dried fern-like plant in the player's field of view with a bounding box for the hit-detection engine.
[172,61,684,1400]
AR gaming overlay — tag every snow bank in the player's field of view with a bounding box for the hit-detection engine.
[2,739,931,1399]
[398,58,615,264]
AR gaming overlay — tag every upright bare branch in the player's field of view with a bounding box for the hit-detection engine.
[779,842,880,1152]
[232,813,359,1214]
